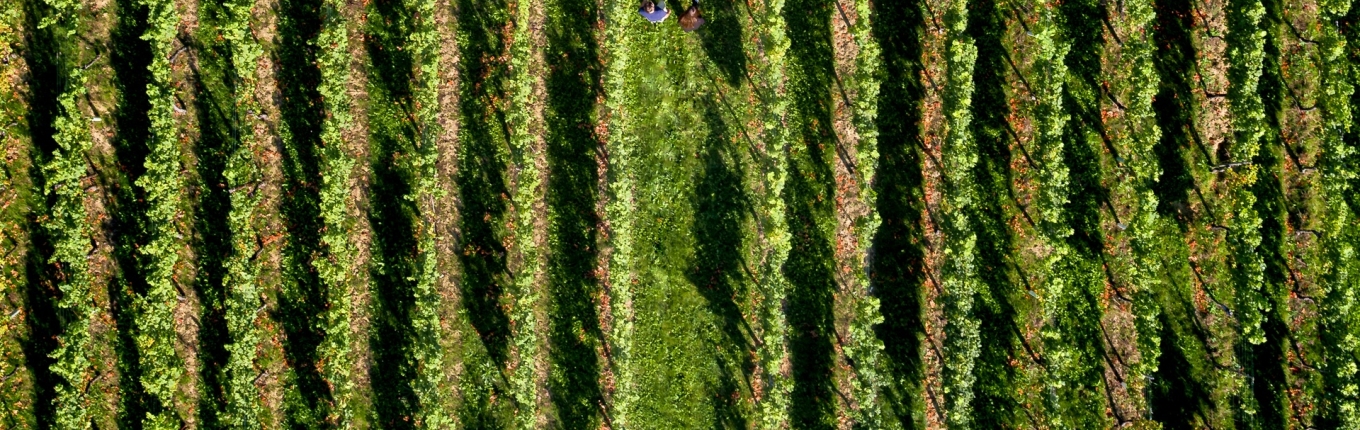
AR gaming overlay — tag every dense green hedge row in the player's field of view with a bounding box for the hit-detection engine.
[32,1,98,427]
[134,0,187,426]
[213,0,266,424]
[938,0,981,426]
[1319,0,1360,425]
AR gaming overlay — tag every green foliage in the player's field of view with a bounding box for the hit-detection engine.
[1224,0,1269,348]
[505,0,543,426]
[132,0,187,427]
[939,0,982,427]
[313,0,357,423]
[35,2,98,426]
[218,0,266,424]
[1317,3,1360,425]
[601,1,640,425]
[754,1,794,426]
[1113,0,1164,414]
[406,0,449,424]
[1029,0,1072,239]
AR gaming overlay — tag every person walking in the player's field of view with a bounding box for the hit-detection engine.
[639,0,670,23]
[678,0,705,31]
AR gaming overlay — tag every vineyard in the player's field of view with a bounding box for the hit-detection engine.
[1,0,1358,426]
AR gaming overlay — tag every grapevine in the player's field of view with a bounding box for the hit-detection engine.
[1114,0,1164,413]
[33,1,98,427]
[1317,1,1360,425]
[133,0,187,426]
[938,0,982,426]
[505,0,544,425]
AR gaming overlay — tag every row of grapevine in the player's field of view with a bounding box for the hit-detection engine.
[752,0,794,425]
[28,1,99,427]
[504,0,545,423]
[1221,0,1280,421]
[0,0,29,422]
[600,0,640,425]
[1318,0,1360,425]
[211,0,267,424]
[1027,0,1114,426]
[133,0,188,425]
[937,0,982,426]
[313,0,358,422]
[272,0,358,420]
[405,0,450,423]
[1224,0,1269,351]
[1111,0,1165,415]
[842,0,890,424]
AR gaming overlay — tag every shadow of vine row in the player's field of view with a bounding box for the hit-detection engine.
[453,0,516,425]
[454,0,513,373]
[18,0,70,426]
[273,0,336,424]
[966,0,1025,426]
[363,0,427,426]
[187,0,248,425]
[689,97,755,429]
[1052,0,1113,424]
[543,0,605,426]
[1235,0,1291,424]
[1146,0,1217,426]
[107,0,158,425]
[867,0,926,425]
[782,0,838,426]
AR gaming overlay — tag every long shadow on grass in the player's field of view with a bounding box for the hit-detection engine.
[273,0,337,424]
[1054,0,1113,425]
[1234,0,1291,425]
[966,0,1025,426]
[107,0,159,425]
[1149,0,1197,227]
[695,0,747,86]
[689,97,755,428]
[17,0,71,426]
[188,2,246,425]
[783,0,838,426]
[1145,0,1218,426]
[454,0,513,371]
[1149,301,1214,429]
[867,0,926,425]
[543,0,605,426]
[364,0,426,426]
[689,97,753,367]
[453,0,516,424]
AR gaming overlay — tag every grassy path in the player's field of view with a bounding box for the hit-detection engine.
[601,0,768,425]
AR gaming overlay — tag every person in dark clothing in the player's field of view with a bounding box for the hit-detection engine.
[639,0,670,23]
[678,0,705,31]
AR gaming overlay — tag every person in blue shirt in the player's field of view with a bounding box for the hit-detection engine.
[639,0,669,23]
